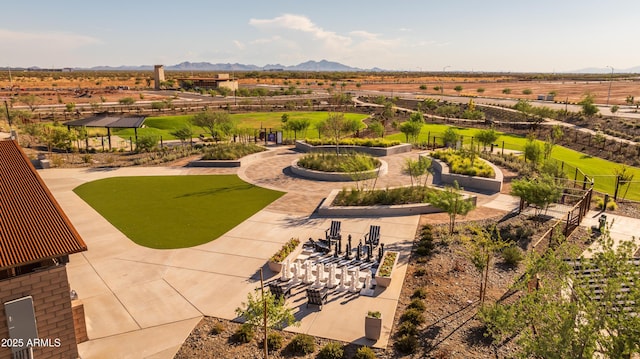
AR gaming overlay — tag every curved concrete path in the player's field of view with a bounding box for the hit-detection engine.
[38,149,438,358]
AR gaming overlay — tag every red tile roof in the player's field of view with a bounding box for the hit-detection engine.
[0,140,87,270]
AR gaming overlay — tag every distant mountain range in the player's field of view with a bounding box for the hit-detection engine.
[83,60,380,72]
[568,66,640,74]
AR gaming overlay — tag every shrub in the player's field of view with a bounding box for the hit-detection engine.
[606,200,618,211]
[318,342,344,359]
[289,334,315,355]
[270,238,300,262]
[411,287,427,299]
[266,332,284,351]
[407,299,426,312]
[367,311,381,319]
[333,186,436,206]
[414,267,427,276]
[232,323,254,343]
[353,346,377,359]
[394,334,418,354]
[377,252,397,277]
[478,303,522,343]
[304,138,400,148]
[396,321,417,336]
[209,322,225,335]
[501,246,524,267]
[400,308,425,325]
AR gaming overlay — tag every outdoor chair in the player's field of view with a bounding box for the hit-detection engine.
[364,225,381,248]
[325,220,342,241]
[306,288,329,310]
[269,281,294,301]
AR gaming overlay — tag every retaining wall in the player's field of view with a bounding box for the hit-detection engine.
[427,155,503,193]
[295,140,412,157]
[290,159,388,182]
[188,147,278,167]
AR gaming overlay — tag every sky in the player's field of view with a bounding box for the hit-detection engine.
[1,0,638,72]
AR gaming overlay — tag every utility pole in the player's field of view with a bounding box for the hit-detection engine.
[606,65,614,106]
[441,65,450,100]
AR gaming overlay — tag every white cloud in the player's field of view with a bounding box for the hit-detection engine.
[249,14,351,48]
[233,40,245,49]
[350,30,378,40]
[0,28,99,48]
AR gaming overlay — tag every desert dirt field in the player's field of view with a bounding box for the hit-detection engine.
[1,72,638,107]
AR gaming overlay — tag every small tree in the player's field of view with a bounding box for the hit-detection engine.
[191,110,236,141]
[288,118,310,140]
[151,101,167,112]
[579,93,599,117]
[118,97,136,107]
[18,94,42,112]
[427,181,475,234]
[399,115,423,143]
[136,134,159,152]
[170,126,194,147]
[323,112,349,154]
[403,156,432,187]
[511,174,561,216]
[453,85,463,95]
[523,135,543,166]
[475,128,499,151]
[442,127,459,148]
[368,120,384,138]
[613,165,635,200]
[477,87,485,94]
[462,225,509,304]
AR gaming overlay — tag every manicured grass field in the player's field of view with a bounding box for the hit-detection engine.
[387,124,640,200]
[73,175,284,249]
[112,111,369,140]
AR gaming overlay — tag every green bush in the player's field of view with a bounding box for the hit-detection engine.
[501,246,524,267]
[297,152,380,172]
[414,267,427,276]
[353,346,377,359]
[270,238,300,262]
[209,322,225,335]
[411,287,428,299]
[266,332,284,351]
[333,186,436,206]
[288,334,315,355]
[606,200,618,211]
[396,321,417,336]
[478,303,523,343]
[232,323,254,343]
[400,308,425,325]
[318,342,344,359]
[394,334,418,354]
[431,149,494,178]
[415,241,434,256]
[407,299,426,312]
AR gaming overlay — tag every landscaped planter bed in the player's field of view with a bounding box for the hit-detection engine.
[295,140,412,157]
[427,154,503,193]
[189,147,278,167]
[318,187,477,216]
[290,159,388,182]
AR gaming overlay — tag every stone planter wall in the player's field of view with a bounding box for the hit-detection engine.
[364,316,382,340]
[375,251,399,288]
[290,159,388,182]
[189,147,278,168]
[427,155,503,193]
[295,140,412,157]
[267,242,303,273]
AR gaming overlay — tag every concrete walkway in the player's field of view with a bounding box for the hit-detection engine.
[39,148,640,358]
[39,150,427,358]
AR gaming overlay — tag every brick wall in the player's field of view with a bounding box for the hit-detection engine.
[0,265,79,359]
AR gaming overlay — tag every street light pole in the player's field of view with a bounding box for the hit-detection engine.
[606,65,614,106]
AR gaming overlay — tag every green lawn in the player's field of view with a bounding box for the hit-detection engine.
[73,175,284,249]
[112,111,369,140]
[387,124,640,200]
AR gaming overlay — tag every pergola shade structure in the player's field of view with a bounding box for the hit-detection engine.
[65,115,146,150]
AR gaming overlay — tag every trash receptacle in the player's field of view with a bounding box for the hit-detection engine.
[599,214,607,231]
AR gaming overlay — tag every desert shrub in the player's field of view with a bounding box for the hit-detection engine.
[606,200,618,211]
[232,323,254,343]
[478,303,522,343]
[209,322,225,335]
[501,246,524,267]
[400,308,425,325]
[353,346,377,359]
[411,287,427,299]
[414,267,427,276]
[396,321,417,336]
[407,299,426,312]
[394,334,418,354]
[416,240,434,256]
[318,342,344,359]
[288,334,315,355]
[333,186,435,206]
[266,332,284,351]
